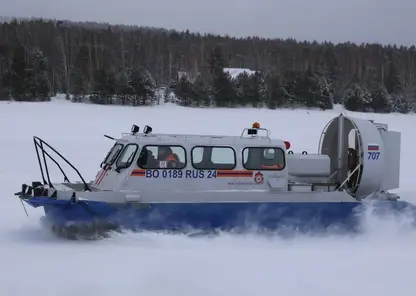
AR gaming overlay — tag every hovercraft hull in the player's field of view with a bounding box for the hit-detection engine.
[25,197,416,239]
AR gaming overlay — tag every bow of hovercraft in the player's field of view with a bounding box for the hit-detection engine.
[14,181,140,239]
[14,136,147,239]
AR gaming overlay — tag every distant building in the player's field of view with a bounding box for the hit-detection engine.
[175,67,259,85]
[223,68,258,79]
[176,68,189,82]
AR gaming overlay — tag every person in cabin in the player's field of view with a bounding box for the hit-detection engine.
[347,148,359,189]
[260,148,283,169]
[245,148,283,169]
[137,147,157,168]
[157,146,180,168]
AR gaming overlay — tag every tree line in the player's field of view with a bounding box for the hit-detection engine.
[0,18,414,113]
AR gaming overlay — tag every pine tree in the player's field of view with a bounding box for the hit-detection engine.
[371,87,392,113]
[208,46,227,75]
[342,83,372,112]
[281,70,299,106]
[27,48,50,101]
[0,72,5,101]
[391,93,409,113]
[265,72,286,109]
[235,72,251,106]
[207,46,236,107]
[173,76,193,106]
[4,44,28,100]
[129,67,156,106]
[90,68,116,104]
[210,71,237,107]
[192,75,211,107]
[384,61,402,94]
[247,71,266,108]
[71,71,87,102]
[304,70,333,110]
[115,68,134,105]
[296,67,316,107]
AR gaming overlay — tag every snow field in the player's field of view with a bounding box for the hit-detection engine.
[1,97,416,296]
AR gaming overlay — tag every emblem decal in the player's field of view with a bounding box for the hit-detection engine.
[254,171,264,184]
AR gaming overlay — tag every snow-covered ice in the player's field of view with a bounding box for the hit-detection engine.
[1,97,416,296]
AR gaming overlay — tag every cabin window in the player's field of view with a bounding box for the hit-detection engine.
[191,146,236,170]
[242,147,285,170]
[116,144,139,169]
[102,143,124,166]
[137,145,186,169]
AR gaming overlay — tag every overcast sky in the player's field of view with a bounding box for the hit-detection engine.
[1,0,415,46]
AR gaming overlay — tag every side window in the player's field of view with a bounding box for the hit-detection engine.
[137,145,186,169]
[191,146,236,170]
[102,143,124,166]
[116,144,139,169]
[242,147,285,170]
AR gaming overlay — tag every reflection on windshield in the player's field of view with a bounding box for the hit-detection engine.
[103,143,124,166]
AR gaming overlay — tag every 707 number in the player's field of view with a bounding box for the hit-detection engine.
[368,152,380,160]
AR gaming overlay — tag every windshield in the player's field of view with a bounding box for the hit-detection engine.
[102,143,124,166]
[116,144,139,169]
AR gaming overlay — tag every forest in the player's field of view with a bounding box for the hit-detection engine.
[0,18,414,113]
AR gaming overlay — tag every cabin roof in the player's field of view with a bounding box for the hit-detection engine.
[117,131,285,147]
[113,124,287,147]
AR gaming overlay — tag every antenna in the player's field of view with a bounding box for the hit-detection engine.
[20,199,29,216]
[339,104,349,117]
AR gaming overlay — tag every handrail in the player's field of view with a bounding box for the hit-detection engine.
[34,140,70,184]
[337,164,361,191]
[240,127,271,138]
[33,136,91,191]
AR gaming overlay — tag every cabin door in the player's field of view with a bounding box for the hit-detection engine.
[98,143,140,190]
[125,144,189,196]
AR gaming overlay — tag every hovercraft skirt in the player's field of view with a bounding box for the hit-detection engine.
[30,196,416,238]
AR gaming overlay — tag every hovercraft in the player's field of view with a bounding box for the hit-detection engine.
[15,114,416,239]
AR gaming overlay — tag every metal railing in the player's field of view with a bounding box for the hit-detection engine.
[33,136,91,192]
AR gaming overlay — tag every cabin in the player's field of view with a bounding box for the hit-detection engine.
[98,123,287,180]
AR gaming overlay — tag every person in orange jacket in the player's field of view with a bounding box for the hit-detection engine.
[158,146,180,168]
[260,149,283,169]
[260,163,283,169]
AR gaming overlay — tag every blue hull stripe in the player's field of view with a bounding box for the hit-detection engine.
[25,197,416,234]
